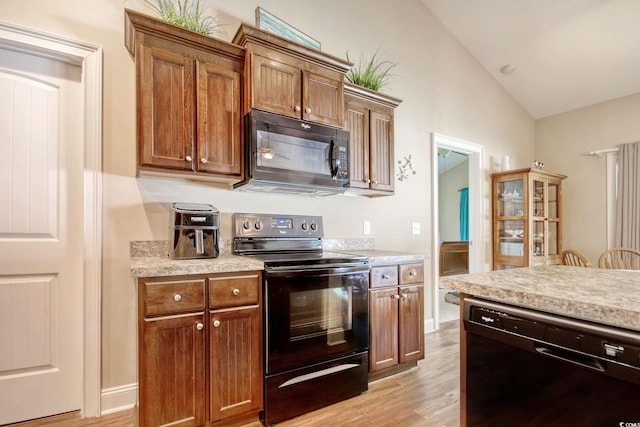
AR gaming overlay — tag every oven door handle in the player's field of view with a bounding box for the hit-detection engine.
[265,264,370,277]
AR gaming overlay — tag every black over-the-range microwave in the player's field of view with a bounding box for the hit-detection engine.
[233,109,350,196]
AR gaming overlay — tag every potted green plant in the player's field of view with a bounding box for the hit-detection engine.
[144,0,221,36]
[345,49,396,92]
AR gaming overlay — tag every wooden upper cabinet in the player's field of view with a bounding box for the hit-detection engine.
[344,84,401,196]
[196,61,242,176]
[250,54,302,118]
[345,102,370,190]
[139,45,195,170]
[369,110,394,192]
[125,9,245,182]
[233,24,351,128]
[302,70,344,126]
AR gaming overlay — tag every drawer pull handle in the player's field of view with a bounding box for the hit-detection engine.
[174,294,182,302]
[213,320,221,328]
[409,271,416,276]
[232,288,240,296]
[196,322,204,330]
[381,274,390,279]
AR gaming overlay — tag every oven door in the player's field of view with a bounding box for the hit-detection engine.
[265,264,369,374]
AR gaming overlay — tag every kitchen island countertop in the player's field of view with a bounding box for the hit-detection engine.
[439,265,640,331]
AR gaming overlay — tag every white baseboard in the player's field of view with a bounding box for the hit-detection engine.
[424,317,436,333]
[100,383,137,415]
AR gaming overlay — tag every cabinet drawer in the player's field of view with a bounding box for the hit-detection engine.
[209,273,260,309]
[400,263,424,285]
[143,279,206,317]
[371,266,399,288]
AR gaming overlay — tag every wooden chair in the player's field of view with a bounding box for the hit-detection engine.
[598,247,640,269]
[560,249,592,267]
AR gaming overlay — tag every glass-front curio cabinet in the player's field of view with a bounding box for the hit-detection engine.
[492,168,567,270]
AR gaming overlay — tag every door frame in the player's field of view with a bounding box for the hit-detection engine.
[0,22,103,417]
[430,133,484,327]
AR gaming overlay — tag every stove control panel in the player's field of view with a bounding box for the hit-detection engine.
[233,213,324,238]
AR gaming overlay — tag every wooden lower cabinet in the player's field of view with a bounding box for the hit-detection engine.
[209,306,261,422]
[138,272,263,427]
[369,263,424,380]
[141,313,206,427]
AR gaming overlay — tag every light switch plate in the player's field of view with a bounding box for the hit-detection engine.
[412,222,421,235]
[363,221,371,235]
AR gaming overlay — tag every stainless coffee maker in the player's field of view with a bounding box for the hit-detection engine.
[169,203,219,259]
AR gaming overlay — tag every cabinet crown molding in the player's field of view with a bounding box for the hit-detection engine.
[232,23,352,74]
[124,9,245,62]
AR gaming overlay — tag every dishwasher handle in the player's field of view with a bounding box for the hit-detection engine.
[535,344,606,373]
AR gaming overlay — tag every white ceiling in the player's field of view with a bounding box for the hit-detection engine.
[420,0,640,119]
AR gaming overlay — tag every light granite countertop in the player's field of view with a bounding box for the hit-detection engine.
[340,250,426,265]
[439,265,640,331]
[130,241,426,278]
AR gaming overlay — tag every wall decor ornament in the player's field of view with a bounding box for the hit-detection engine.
[397,155,416,181]
[255,7,321,50]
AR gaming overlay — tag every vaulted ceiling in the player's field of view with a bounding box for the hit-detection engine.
[421,0,640,119]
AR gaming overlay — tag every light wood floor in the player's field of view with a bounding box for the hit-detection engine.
[9,321,460,427]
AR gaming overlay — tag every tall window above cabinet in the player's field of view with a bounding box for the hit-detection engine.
[125,9,245,182]
[492,168,566,270]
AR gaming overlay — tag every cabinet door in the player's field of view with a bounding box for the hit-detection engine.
[139,44,195,170]
[140,314,205,427]
[196,60,243,176]
[369,110,394,192]
[251,53,301,119]
[302,70,344,127]
[209,306,262,422]
[369,288,399,372]
[398,285,424,363]
[493,174,527,269]
[344,101,370,190]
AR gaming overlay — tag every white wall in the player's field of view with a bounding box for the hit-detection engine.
[0,0,535,396]
[536,93,640,265]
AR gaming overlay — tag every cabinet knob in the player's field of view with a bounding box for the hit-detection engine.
[305,107,312,114]
[365,179,371,184]
[294,106,301,112]
[200,157,208,164]
[381,273,389,279]
[196,322,204,330]
[409,270,416,276]
[185,155,193,162]
[173,293,182,302]
[372,181,378,185]
[232,288,240,296]
[391,294,401,300]
[213,319,221,328]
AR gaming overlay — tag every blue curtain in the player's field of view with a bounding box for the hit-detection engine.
[459,187,469,241]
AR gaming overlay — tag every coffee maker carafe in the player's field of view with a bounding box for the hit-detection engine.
[169,203,219,259]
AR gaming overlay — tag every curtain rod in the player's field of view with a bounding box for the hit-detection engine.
[581,147,619,157]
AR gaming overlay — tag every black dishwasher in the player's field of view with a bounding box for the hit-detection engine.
[463,297,640,427]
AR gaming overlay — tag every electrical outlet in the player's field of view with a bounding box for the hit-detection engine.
[363,221,371,235]
[412,222,421,235]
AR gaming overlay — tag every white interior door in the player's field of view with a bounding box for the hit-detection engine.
[0,45,84,424]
